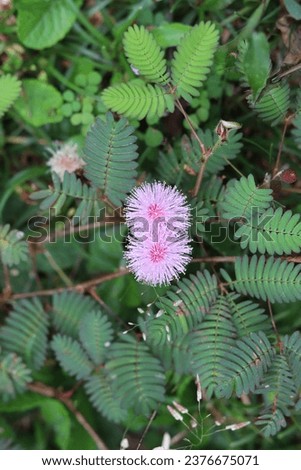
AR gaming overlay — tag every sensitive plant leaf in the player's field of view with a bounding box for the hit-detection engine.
[123,25,169,84]
[0,298,49,370]
[171,21,219,102]
[284,0,301,20]
[83,113,138,207]
[0,75,22,118]
[0,224,28,267]
[0,354,32,401]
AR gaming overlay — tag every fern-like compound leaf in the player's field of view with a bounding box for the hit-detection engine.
[0,74,21,118]
[256,355,296,416]
[105,336,165,415]
[235,207,301,255]
[171,22,219,102]
[223,255,301,303]
[226,293,270,337]
[216,332,275,399]
[79,310,114,366]
[283,331,301,388]
[51,335,93,380]
[85,371,128,423]
[188,296,237,398]
[0,298,48,370]
[52,292,98,339]
[156,270,218,330]
[123,25,169,84]
[182,129,242,177]
[251,82,290,126]
[255,410,287,437]
[83,113,138,206]
[220,174,273,220]
[0,353,32,401]
[30,172,103,225]
[102,82,175,121]
[0,224,28,267]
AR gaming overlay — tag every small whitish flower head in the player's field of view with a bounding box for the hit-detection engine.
[47,143,85,181]
[124,224,191,286]
[125,181,190,235]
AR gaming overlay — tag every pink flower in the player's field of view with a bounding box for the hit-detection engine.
[124,182,191,286]
[125,181,190,232]
[47,143,86,181]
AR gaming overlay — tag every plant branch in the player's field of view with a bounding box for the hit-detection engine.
[272,117,290,177]
[27,382,107,450]
[0,269,129,303]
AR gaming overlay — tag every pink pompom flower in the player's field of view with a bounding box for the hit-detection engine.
[47,143,86,181]
[124,182,191,286]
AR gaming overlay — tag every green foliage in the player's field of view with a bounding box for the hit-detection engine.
[14,79,63,127]
[2,0,301,450]
[255,409,287,437]
[51,335,93,380]
[0,298,49,370]
[238,33,271,101]
[171,22,219,102]
[182,129,242,176]
[220,174,273,220]
[0,75,21,118]
[235,207,301,255]
[0,224,28,267]
[223,255,301,303]
[216,332,275,399]
[85,371,128,424]
[0,354,32,401]
[83,113,138,206]
[30,172,103,224]
[16,0,83,49]
[102,82,175,121]
[251,82,290,125]
[291,112,301,149]
[189,296,237,398]
[123,25,169,84]
[79,310,114,366]
[51,291,98,339]
[105,336,166,415]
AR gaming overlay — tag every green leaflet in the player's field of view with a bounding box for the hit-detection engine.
[123,25,169,84]
[216,332,275,399]
[0,75,21,118]
[101,82,175,121]
[30,172,103,225]
[51,335,93,380]
[250,82,290,126]
[51,292,98,339]
[0,298,49,370]
[0,354,32,401]
[171,21,219,102]
[235,207,301,255]
[0,224,28,267]
[105,336,165,416]
[220,174,273,220]
[223,255,301,303]
[83,113,138,207]
[84,372,128,424]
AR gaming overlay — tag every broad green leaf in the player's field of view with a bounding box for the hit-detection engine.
[16,0,83,50]
[152,23,191,48]
[284,0,301,20]
[14,79,62,127]
[241,32,271,101]
[40,400,71,449]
